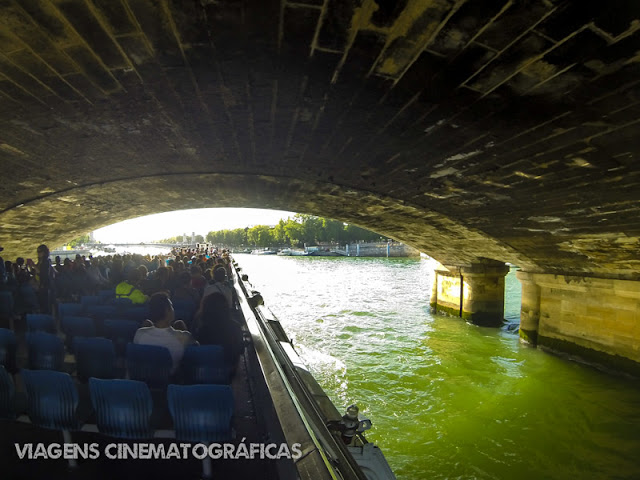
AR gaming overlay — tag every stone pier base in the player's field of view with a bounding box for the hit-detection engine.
[516,272,640,375]
[430,261,509,327]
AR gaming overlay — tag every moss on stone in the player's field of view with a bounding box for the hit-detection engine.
[538,335,640,377]
[462,310,504,327]
[519,328,538,345]
[432,304,461,318]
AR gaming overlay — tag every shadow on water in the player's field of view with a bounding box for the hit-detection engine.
[234,255,640,480]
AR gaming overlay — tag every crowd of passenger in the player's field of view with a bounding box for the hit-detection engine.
[0,243,244,374]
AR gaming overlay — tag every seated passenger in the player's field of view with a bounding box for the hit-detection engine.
[201,266,233,308]
[133,292,196,374]
[116,269,148,304]
[196,293,243,367]
[173,271,201,305]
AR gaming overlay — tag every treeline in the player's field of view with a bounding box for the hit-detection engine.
[157,234,205,244]
[207,215,382,248]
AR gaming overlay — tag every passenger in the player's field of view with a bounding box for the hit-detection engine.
[134,292,196,373]
[173,271,200,305]
[86,257,109,292]
[115,269,148,304]
[190,265,207,291]
[34,244,55,313]
[144,266,171,295]
[196,293,243,367]
[202,267,233,308]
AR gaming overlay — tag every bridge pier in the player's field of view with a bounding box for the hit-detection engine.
[516,272,640,375]
[430,261,509,327]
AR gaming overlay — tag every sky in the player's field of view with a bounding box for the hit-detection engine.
[93,208,297,243]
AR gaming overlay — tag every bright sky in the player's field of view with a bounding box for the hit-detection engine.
[93,208,297,243]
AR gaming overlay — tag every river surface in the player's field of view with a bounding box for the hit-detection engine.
[234,254,640,480]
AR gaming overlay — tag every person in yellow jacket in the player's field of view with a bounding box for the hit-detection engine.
[116,269,149,305]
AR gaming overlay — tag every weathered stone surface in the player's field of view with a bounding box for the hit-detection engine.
[0,0,638,280]
[431,261,509,326]
[518,271,640,375]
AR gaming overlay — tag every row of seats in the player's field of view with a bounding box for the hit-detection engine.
[60,293,197,326]
[1,366,234,442]
[0,329,231,387]
[25,314,142,355]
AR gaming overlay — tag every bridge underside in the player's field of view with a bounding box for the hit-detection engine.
[1,1,639,372]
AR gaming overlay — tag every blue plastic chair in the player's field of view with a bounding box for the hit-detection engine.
[167,384,234,443]
[98,289,116,303]
[86,305,118,321]
[26,313,56,333]
[173,300,196,326]
[21,369,79,430]
[58,302,84,319]
[0,365,16,419]
[80,295,101,308]
[27,332,64,371]
[182,345,231,385]
[122,306,148,322]
[61,316,96,351]
[89,378,153,439]
[0,291,13,318]
[126,343,172,388]
[0,327,17,374]
[74,337,115,382]
[104,319,140,356]
[113,297,133,310]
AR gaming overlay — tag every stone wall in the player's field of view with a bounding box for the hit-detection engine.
[518,272,640,375]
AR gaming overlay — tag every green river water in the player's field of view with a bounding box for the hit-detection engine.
[235,255,640,480]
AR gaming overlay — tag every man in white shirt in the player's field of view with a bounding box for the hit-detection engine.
[133,292,196,373]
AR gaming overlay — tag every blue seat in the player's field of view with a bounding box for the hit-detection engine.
[0,328,17,374]
[0,291,13,318]
[74,337,115,382]
[122,306,148,322]
[26,313,56,333]
[173,300,196,326]
[61,316,96,350]
[126,343,172,389]
[167,384,234,443]
[104,319,140,356]
[89,378,153,439]
[58,302,84,319]
[21,369,79,430]
[113,297,133,310]
[86,305,118,320]
[182,345,231,385]
[80,295,101,307]
[0,365,16,419]
[98,289,116,303]
[27,332,64,371]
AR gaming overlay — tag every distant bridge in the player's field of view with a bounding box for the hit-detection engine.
[84,243,188,249]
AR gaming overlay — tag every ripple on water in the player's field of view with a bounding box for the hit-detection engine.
[235,255,640,480]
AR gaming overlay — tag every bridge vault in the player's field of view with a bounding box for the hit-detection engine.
[0,0,639,374]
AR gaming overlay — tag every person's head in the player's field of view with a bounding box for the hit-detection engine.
[37,244,50,260]
[127,268,142,285]
[213,267,227,283]
[190,265,202,276]
[138,265,148,279]
[179,271,191,286]
[148,292,174,327]
[156,266,169,282]
[55,256,61,265]
[200,293,230,325]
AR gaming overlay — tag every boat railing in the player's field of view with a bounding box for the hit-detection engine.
[232,261,369,480]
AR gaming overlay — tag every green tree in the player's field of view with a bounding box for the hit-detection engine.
[247,225,273,247]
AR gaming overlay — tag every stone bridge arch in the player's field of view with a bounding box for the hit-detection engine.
[1,0,639,373]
